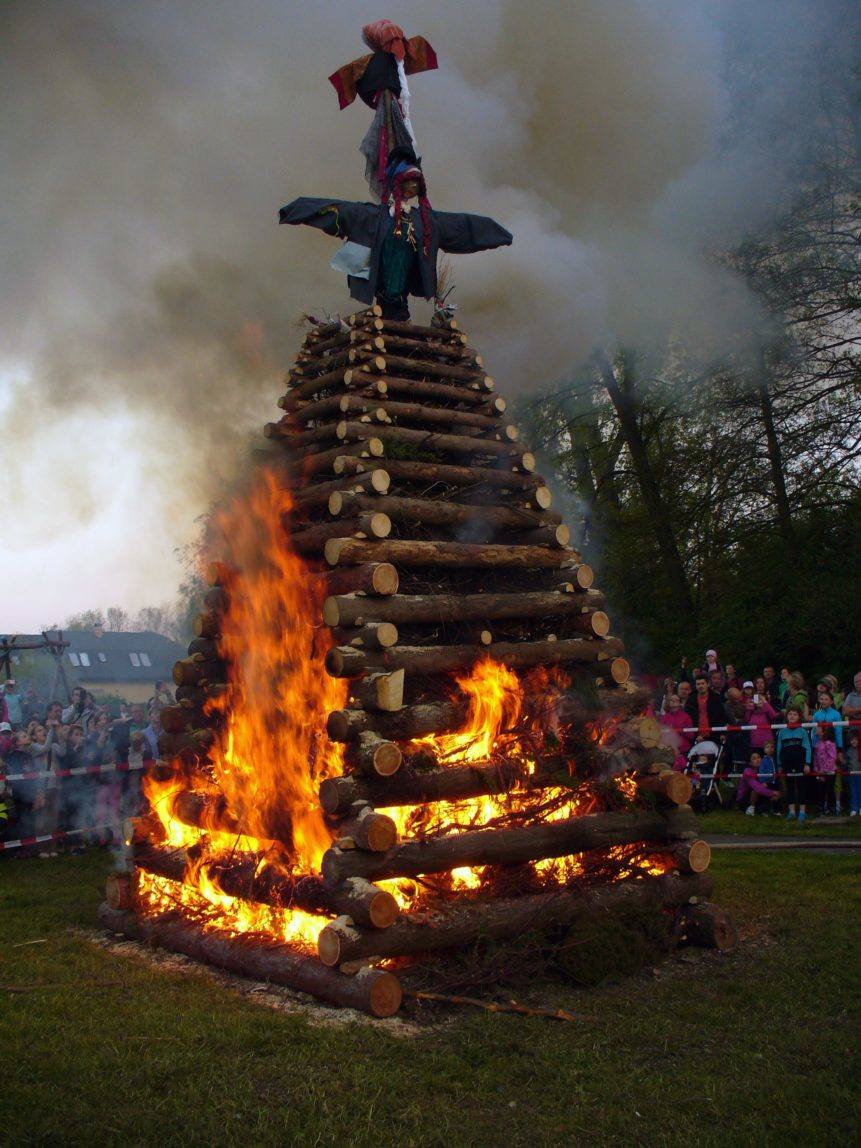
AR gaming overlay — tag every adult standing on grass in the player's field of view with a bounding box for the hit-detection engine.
[685,675,726,742]
[842,671,861,730]
[845,731,860,817]
[778,707,813,822]
[659,695,691,767]
[746,687,778,752]
[3,680,23,729]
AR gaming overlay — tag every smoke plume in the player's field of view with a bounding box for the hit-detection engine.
[1,0,856,627]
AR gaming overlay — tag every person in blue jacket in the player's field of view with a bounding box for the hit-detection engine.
[777,707,813,821]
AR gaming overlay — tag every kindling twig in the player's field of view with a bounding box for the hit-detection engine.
[404,989,593,1022]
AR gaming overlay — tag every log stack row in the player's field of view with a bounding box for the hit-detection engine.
[102,307,724,1017]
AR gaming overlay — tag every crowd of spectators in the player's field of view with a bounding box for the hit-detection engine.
[656,653,861,821]
[0,679,174,855]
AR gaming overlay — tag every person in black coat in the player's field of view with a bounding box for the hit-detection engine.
[279,160,512,320]
[685,675,727,740]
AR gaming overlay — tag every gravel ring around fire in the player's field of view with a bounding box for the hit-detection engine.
[79,928,426,1036]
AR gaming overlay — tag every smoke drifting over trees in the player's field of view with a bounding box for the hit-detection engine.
[1,1,858,647]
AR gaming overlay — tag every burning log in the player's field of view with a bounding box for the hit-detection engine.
[333,455,552,508]
[324,538,579,571]
[327,493,562,533]
[334,804,398,852]
[348,732,403,777]
[318,761,523,817]
[192,612,221,640]
[132,844,398,929]
[160,703,218,734]
[326,699,468,743]
[98,904,402,1017]
[354,670,404,712]
[635,770,693,806]
[174,682,228,707]
[330,622,399,650]
[187,637,220,660]
[325,562,399,597]
[172,654,227,688]
[320,807,699,885]
[324,636,625,679]
[316,870,714,966]
[336,421,533,468]
[157,728,216,758]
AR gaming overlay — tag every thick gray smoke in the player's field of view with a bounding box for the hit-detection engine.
[0,0,855,624]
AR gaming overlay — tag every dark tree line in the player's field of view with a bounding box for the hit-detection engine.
[522,57,860,679]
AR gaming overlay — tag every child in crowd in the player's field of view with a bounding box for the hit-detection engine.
[846,732,861,817]
[777,707,813,821]
[737,750,780,816]
[759,740,779,808]
[812,724,837,816]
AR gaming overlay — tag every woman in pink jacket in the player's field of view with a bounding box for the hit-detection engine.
[745,690,777,751]
[660,694,692,769]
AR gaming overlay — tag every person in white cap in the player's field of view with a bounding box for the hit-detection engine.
[700,649,725,691]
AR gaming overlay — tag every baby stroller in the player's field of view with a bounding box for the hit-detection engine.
[686,738,729,811]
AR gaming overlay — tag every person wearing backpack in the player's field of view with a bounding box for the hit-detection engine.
[777,707,813,822]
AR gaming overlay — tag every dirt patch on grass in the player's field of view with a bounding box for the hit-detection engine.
[82,927,426,1036]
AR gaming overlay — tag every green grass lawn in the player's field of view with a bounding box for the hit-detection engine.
[1,850,859,1147]
[699,808,861,838]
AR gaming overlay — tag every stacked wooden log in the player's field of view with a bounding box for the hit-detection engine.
[102,307,725,1017]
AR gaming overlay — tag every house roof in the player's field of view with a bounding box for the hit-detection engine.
[0,629,185,684]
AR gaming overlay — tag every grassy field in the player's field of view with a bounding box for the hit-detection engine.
[699,808,861,838]
[1,849,859,1147]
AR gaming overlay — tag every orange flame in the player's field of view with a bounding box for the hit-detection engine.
[139,468,344,940]
[206,469,345,872]
[419,659,522,763]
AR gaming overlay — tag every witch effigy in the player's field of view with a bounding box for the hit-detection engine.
[279,20,512,321]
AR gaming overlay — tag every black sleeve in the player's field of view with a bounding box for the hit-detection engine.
[278,197,380,246]
[433,210,513,254]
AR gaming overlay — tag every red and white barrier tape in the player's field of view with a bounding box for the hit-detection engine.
[680,719,860,735]
[0,761,147,784]
[0,822,121,853]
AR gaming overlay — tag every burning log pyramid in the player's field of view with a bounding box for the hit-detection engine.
[100,304,727,1018]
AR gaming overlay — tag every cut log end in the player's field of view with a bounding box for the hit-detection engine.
[105,872,134,910]
[678,902,738,951]
[590,610,611,637]
[674,838,712,874]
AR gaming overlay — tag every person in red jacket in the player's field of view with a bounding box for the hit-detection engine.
[685,676,726,740]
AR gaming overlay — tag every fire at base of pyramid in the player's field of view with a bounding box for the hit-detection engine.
[4,8,858,1139]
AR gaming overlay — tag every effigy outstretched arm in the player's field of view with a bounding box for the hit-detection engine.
[433,210,513,255]
[279,197,380,246]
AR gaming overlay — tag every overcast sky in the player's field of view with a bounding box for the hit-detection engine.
[2,0,853,632]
